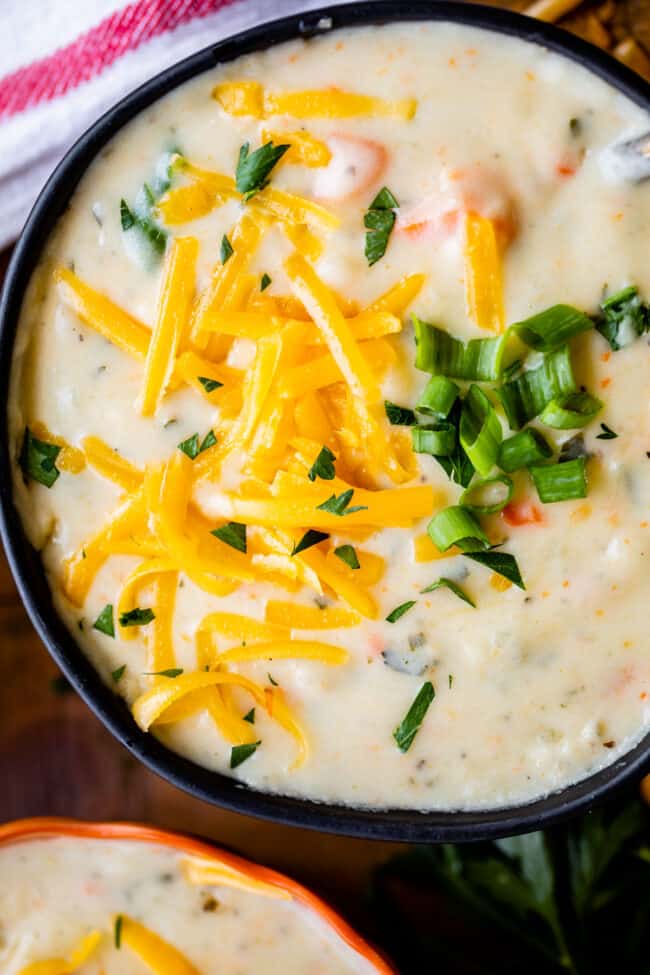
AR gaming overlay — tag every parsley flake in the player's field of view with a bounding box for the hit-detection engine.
[220,234,234,264]
[292,529,329,556]
[211,522,247,553]
[236,141,289,199]
[111,665,126,683]
[230,741,261,768]
[334,544,360,569]
[596,423,618,440]
[316,489,368,517]
[19,427,61,488]
[198,376,223,394]
[308,445,336,482]
[384,401,416,426]
[144,668,183,678]
[260,273,272,291]
[93,603,115,638]
[119,607,155,627]
[393,681,435,752]
[364,187,398,266]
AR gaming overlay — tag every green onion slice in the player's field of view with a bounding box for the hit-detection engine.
[511,304,592,351]
[460,474,513,515]
[413,316,507,381]
[393,682,435,753]
[416,375,459,418]
[427,505,490,553]
[434,400,475,488]
[386,600,417,624]
[595,285,649,350]
[530,457,587,503]
[411,422,456,457]
[459,384,502,477]
[498,428,553,473]
[538,392,603,430]
[497,345,576,429]
[421,577,475,608]
[384,401,416,426]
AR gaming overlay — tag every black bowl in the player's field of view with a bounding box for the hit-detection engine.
[2,1,649,843]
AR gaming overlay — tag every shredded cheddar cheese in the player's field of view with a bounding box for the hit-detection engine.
[116,916,200,975]
[182,854,292,899]
[213,82,417,120]
[464,212,505,333]
[17,930,103,975]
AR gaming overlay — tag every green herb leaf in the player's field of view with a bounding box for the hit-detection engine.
[114,915,123,949]
[421,577,476,608]
[111,664,126,683]
[220,234,234,263]
[316,489,368,516]
[198,376,223,393]
[178,433,200,459]
[393,682,435,752]
[385,400,416,426]
[595,285,650,350]
[230,740,261,768]
[120,199,135,230]
[93,603,115,638]
[596,422,618,440]
[119,607,155,627]
[308,445,336,481]
[19,427,61,488]
[144,668,184,678]
[199,429,217,452]
[211,522,247,553]
[463,550,525,590]
[243,708,255,724]
[236,141,289,198]
[292,529,329,555]
[260,273,272,291]
[334,544,360,569]
[364,187,398,266]
[386,600,416,624]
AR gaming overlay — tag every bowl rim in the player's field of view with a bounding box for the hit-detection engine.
[2,0,650,844]
[0,816,396,973]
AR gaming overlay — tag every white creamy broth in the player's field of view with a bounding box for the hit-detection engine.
[0,836,373,974]
[9,22,650,811]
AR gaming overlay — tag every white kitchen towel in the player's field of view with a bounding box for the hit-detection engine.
[0,0,345,249]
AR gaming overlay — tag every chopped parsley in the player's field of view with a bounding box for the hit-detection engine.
[334,544,360,569]
[393,682,435,753]
[144,668,183,678]
[230,741,261,768]
[211,522,247,553]
[596,423,618,440]
[386,600,416,624]
[421,577,476,608]
[19,427,61,488]
[260,273,272,291]
[220,234,234,263]
[308,445,336,482]
[235,141,289,199]
[111,664,126,683]
[364,186,398,266]
[198,376,223,394]
[316,489,368,516]
[292,529,329,556]
[463,550,525,590]
[93,603,115,638]
[119,607,155,627]
[178,430,217,459]
[243,708,255,724]
[384,401,416,426]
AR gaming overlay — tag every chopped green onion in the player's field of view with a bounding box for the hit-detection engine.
[427,505,489,553]
[463,550,525,589]
[93,604,115,638]
[211,522,247,552]
[145,668,184,678]
[421,577,475,608]
[411,422,456,456]
[459,384,502,477]
[119,607,155,627]
[19,427,61,488]
[539,392,603,430]
[530,457,587,503]
[230,741,261,768]
[308,445,336,481]
[292,529,329,555]
[434,400,475,488]
[416,375,459,418]
[596,423,618,440]
[498,428,553,473]
[497,345,576,429]
[595,285,649,350]
[114,915,123,949]
[459,474,513,515]
[384,401,416,426]
[413,316,507,381]
[511,304,592,351]
[393,682,435,752]
[334,544,360,569]
[386,600,416,623]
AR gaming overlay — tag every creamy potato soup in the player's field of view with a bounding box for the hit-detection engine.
[0,835,376,974]
[9,22,650,811]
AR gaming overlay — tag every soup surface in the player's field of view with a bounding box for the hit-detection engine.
[0,834,375,974]
[9,22,650,810]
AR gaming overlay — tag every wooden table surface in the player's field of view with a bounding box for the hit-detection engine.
[1,0,649,945]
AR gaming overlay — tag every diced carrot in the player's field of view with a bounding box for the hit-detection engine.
[502,501,544,527]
